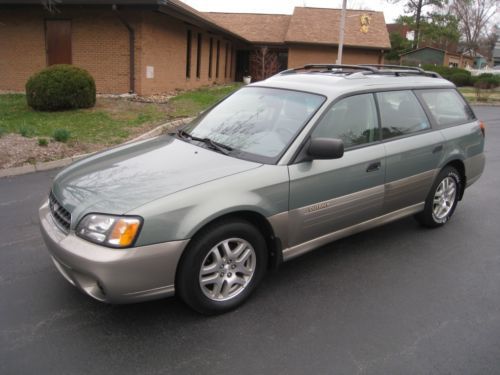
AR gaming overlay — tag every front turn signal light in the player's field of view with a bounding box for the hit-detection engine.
[480,121,486,137]
[108,218,141,247]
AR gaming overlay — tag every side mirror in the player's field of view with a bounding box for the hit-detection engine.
[307,138,344,160]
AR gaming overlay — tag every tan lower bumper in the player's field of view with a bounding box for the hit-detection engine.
[39,201,189,303]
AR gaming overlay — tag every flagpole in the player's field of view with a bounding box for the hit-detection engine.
[336,0,347,64]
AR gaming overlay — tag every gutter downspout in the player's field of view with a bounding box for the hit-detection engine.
[113,4,135,94]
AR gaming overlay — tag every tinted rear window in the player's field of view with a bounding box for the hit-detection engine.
[417,89,475,127]
[376,90,430,140]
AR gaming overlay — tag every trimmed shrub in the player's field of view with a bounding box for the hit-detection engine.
[421,64,472,84]
[450,72,472,87]
[53,128,71,143]
[26,65,96,111]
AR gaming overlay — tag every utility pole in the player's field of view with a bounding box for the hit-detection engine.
[336,0,347,64]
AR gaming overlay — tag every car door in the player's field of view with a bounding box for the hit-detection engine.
[376,90,446,213]
[287,93,385,255]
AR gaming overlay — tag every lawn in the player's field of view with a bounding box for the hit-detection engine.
[0,83,242,145]
[0,83,242,168]
[458,86,500,104]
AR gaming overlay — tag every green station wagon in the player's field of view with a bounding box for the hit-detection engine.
[40,64,485,314]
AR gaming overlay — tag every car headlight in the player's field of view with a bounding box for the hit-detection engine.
[76,214,143,248]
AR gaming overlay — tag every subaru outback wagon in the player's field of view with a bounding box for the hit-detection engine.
[40,64,485,314]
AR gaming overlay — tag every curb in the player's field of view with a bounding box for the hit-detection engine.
[0,117,194,179]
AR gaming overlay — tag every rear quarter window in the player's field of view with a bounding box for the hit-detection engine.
[416,89,475,128]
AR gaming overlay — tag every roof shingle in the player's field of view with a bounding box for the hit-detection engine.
[206,12,291,44]
[285,7,390,49]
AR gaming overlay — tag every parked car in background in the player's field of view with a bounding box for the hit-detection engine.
[40,64,485,314]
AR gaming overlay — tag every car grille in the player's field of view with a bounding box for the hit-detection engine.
[49,191,71,233]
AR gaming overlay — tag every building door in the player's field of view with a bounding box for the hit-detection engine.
[45,20,72,66]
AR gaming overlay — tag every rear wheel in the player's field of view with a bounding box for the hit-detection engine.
[176,220,267,315]
[416,166,461,228]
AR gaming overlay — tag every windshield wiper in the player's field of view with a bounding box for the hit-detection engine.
[177,129,232,155]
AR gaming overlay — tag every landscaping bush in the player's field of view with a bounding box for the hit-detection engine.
[26,65,96,111]
[421,64,472,85]
[449,72,472,87]
[53,128,71,143]
[38,138,49,147]
[19,126,35,138]
[473,73,500,102]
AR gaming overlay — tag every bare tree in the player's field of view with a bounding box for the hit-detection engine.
[450,0,497,52]
[388,0,447,49]
[41,0,61,13]
[249,47,280,81]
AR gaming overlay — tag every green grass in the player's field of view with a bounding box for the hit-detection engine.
[0,94,166,144]
[169,83,242,117]
[459,87,500,103]
[0,84,242,145]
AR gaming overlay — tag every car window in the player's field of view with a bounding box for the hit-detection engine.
[417,89,475,127]
[376,90,430,139]
[312,93,378,148]
[182,87,325,164]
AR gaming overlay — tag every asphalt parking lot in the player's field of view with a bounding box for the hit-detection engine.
[1,106,499,375]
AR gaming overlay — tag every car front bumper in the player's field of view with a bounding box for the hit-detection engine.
[39,200,189,303]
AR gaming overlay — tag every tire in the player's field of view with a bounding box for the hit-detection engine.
[176,219,267,315]
[416,166,462,228]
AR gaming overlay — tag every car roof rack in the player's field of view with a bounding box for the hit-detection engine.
[358,64,442,78]
[279,64,379,75]
[278,63,442,78]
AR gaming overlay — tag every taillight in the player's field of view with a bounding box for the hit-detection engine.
[479,121,486,137]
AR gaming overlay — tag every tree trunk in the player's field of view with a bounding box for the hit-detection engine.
[414,0,423,49]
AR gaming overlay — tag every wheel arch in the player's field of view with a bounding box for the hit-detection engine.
[443,159,466,200]
[175,210,283,282]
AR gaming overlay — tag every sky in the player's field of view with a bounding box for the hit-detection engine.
[181,0,408,23]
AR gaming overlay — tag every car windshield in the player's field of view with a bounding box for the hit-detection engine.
[181,87,325,163]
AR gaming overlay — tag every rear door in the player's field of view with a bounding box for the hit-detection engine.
[287,93,385,250]
[377,90,446,213]
[45,20,72,66]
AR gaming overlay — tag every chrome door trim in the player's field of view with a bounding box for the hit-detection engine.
[279,202,424,261]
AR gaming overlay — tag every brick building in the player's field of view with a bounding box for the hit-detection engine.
[0,0,390,95]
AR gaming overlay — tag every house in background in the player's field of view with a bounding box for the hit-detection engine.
[0,0,390,95]
[493,25,500,66]
[400,46,474,68]
[209,8,390,82]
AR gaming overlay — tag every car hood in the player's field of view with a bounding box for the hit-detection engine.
[51,135,261,225]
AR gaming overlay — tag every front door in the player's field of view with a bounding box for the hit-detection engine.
[45,20,72,66]
[287,93,385,251]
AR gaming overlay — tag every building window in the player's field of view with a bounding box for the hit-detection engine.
[208,37,213,79]
[225,42,229,78]
[186,30,192,78]
[196,33,202,79]
[216,40,220,78]
[229,45,233,78]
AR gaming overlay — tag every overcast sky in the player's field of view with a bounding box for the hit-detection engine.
[181,0,408,23]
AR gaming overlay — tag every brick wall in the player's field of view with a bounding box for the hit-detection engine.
[288,45,383,67]
[0,9,46,92]
[139,11,236,95]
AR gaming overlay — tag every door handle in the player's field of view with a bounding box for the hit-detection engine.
[366,161,381,172]
[433,145,443,154]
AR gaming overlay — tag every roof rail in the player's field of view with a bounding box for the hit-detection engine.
[277,63,442,78]
[279,64,378,75]
[359,64,442,78]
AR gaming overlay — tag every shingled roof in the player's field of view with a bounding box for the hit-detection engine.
[206,12,291,44]
[205,6,390,50]
[285,7,390,49]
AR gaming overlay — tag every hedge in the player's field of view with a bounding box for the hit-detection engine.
[26,65,96,111]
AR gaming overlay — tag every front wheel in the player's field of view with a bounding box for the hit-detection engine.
[416,166,462,228]
[176,220,267,315]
